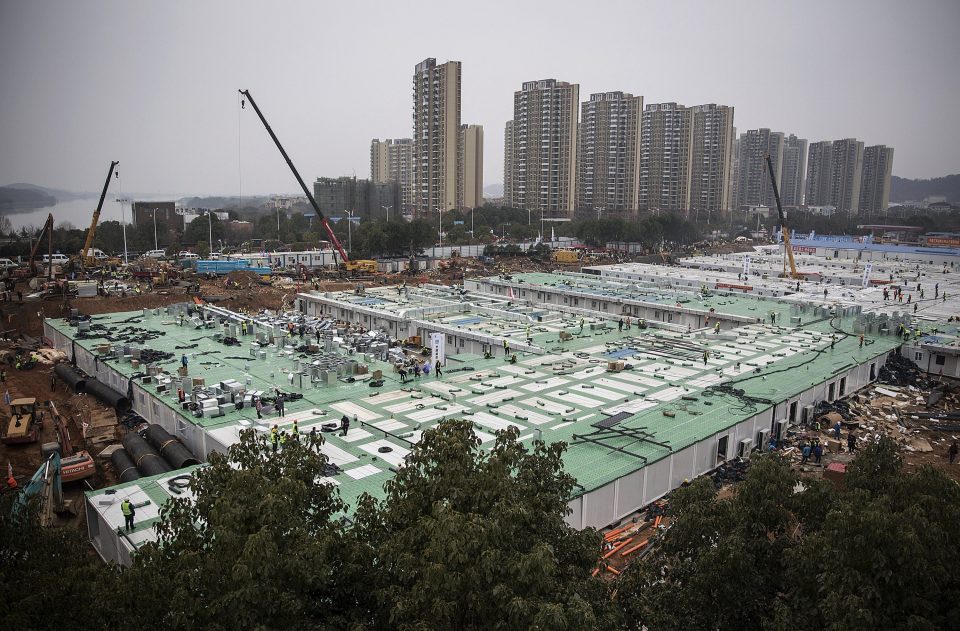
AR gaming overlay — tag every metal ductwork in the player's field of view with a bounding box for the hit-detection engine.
[121,432,172,477]
[54,363,87,393]
[143,424,201,469]
[110,448,141,483]
[85,378,131,413]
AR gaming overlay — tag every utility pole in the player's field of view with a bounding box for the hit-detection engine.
[152,209,159,252]
[207,209,213,256]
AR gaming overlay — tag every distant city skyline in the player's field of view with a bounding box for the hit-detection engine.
[1,0,958,196]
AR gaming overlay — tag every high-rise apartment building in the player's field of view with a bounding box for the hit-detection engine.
[503,121,514,206]
[370,138,414,214]
[859,145,894,214]
[831,138,864,214]
[314,176,400,220]
[735,128,784,210]
[638,103,692,214]
[805,141,834,207]
[458,124,484,209]
[504,79,579,218]
[576,91,643,213]
[780,135,808,208]
[412,58,461,216]
[689,104,735,215]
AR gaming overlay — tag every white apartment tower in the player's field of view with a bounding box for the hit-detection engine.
[689,104,735,216]
[735,128,785,210]
[831,138,864,214]
[859,145,894,214]
[805,141,834,207]
[639,103,692,214]
[458,124,484,209]
[505,79,579,218]
[576,91,643,213]
[780,135,808,208]
[370,138,414,214]
[412,58,461,216]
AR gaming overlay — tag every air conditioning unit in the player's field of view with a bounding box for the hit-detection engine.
[802,405,815,424]
[738,438,754,458]
[756,428,771,451]
[775,419,789,439]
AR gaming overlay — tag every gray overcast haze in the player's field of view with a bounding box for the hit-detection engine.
[1,0,959,196]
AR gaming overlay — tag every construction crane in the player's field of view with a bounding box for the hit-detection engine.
[238,89,351,263]
[765,154,801,279]
[81,161,119,266]
[27,213,55,279]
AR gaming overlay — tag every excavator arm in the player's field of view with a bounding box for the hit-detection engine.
[765,154,800,279]
[239,89,350,263]
[81,161,119,265]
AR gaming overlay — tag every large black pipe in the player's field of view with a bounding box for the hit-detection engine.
[110,448,141,483]
[54,363,87,394]
[121,432,172,477]
[143,424,201,469]
[85,378,131,413]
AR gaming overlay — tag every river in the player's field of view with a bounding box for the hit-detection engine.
[1,196,179,231]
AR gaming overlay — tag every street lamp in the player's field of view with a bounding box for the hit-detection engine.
[382,205,392,222]
[439,209,443,249]
[345,209,355,254]
[596,206,605,221]
[115,197,130,264]
[205,209,213,257]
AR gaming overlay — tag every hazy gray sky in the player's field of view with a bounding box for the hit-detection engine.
[1,0,958,196]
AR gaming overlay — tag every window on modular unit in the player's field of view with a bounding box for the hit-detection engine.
[789,401,798,422]
[828,382,836,400]
[870,363,876,380]
[716,435,729,463]
[935,355,946,366]
[915,352,923,361]
[839,377,846,397]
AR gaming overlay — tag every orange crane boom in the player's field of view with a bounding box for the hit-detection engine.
[765,154,800,279]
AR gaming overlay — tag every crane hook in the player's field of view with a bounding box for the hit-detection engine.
[241,99,245,109]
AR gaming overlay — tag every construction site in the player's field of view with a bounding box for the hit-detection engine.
[2,98,958,577]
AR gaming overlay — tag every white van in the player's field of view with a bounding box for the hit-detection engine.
[42,254,70,265]
[178,251,199,260]
[0,258,19,270]
[82,248,109,260]
[145,249,166,259]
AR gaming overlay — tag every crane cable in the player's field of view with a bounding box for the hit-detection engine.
[238,91,244,217]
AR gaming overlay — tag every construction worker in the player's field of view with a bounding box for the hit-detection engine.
[702,350,709,365]
[859,334,864,348]
[181,354,189,370]
[503,339,510,355]
[830,334,836,350]
[579,317,585,333]
[714,322,720,334]
[271,425,279,452]
[279,431,288,448]
[398,366,408,383]
[618,318,624,332]
[509,354,518,364]
[121,498,135,532]
[255,397,263,420]
[0,369,5,382]
[435,363,443,378]
[340,414,350,437]
[292,419,299,437]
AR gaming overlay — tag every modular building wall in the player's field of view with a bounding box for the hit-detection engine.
[564,350,891,529]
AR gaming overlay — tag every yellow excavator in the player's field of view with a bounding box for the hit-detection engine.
[765,154,802,279]
[80,161,119,267]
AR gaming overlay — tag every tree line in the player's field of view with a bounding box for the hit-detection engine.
[1,424,956,630]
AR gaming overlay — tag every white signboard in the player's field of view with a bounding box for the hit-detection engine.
[742,255,751,277]
[862,262,873,288]
[430,332,446,366]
